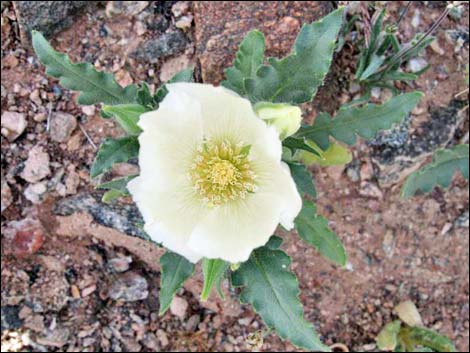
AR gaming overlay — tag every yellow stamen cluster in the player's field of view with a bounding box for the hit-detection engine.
[190,139,257,207]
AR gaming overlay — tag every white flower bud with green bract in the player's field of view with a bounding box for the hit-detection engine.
[128,83,302,263]
[254,102,302,140]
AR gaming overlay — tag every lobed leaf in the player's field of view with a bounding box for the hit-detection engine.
[159,252,195,316]
[32,31,136,105]
[294,200,346,266]
[288,163,317,198]
[222,30,266,96]
[90,137,139,178]
[295,92,423,150]
[401,144,469,198]
[245,8,344,104]
[153,68,194,104]
[232,245,330,352]
[102,104,149,136]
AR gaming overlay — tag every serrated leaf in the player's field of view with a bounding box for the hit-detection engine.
[102,104,149,135]
[401,144,469,198]
[297,140,352,167]
[201,258,229,301]
[232,246,330,352]
[90,137,139,178]
[376,320,402,351]
[294,200,346,266]
[245,8,344,104]
[159,252,195,316]
[222,30,266,96]
[153,68,194,104]
[288,163,317,198]
[295,92,423,150]
[400,326,456,352]
[136,82,153,107]
[102,189,127,203]
[32,31,136,105]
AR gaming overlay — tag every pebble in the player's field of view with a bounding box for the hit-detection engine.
[3,218,46,257]
[175,15,193,30]
[49,112,77,142]
[108,256,132,272]
[406,57,428,73]
[29,89,42,106]
[81,284,97,297]
[24,181,47,204]
[186,314,200,331]
[20,145,51,183]
[1,179,13,213]
[81,105,95,116]
[142,332,159,350]
[70,285,81,299]
[1,111,27,141]
[33,112,47,122]
[107,271,148,302]
[359,181,383,199]
[131,31,188,63]
[411,9,420,28]
[159,55,192,82]
[172,1,189,17]
[170,296,188,320]
[394,300,423,327]
[156,329,169,347]
[36,327,70,348]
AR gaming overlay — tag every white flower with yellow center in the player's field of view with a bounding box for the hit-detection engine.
[128,83,302,263]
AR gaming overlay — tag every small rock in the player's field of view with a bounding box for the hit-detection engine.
[371,87,381,99]
[108,256,132,272]
[406,57,428,73]
[3,54,19,68]
[326,165,345,181]
[186,314,200,331]
[1,306,23,331]
[81,284,97,297]
[359,181,383,199]
[24,181,47,204]
[1,111,27,141]
[70,285,81,299]
[170,296,188,320]
[430,40,444,55]
[411,9,420,28]
[142,332,159,350]
[33,112,47,122]
[156,329,169,347]
[115,70,133,87]
[49,112,77,142]
[20,145,51,183]
[36,327,70,348]
[455,211,469,228]
[29,89,42,105]
[3,218,46,257]
[24,314,45,332]
[172,1,190,17]
[131,31,188,63]
[107,271,148,302]
[394,300,423,327]
[65,165,80,195]
[382,230,395,258]
[134,21,147,36]
[1,179,13,213]
[440,222,453,235]
[81,105,95,116]
[18,306,33,320]
[175,14,193,30]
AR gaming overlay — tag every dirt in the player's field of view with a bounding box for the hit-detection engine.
[1,1,469,352]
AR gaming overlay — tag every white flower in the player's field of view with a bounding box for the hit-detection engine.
[128,83,302,263]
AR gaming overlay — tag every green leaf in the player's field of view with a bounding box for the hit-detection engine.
[294,200,346,266]
[159,252,195,316]
[102,104,149,136]
[288,163,317,198]
[245,8,344,104]
[401,144,469,198]
[297,140,352,167]
[222,30,266,96]
[399,326,456,352]
[32,31,136,105]
[90,137,139,178]
[283,137,321,156]
[102,189,127,203]
[154,68,194,104]
[96,175,137,192]
[295,92,423,150]
[376,321,402,351]
[232,246,330,352]
[359,54,385,80]
[136,82,154,107]
[265,235,283,250]
[201,258,229,301]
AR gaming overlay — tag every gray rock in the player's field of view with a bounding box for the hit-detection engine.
[1,179,13,214]
[107,271,148,302]
[49,112,77,142]
[13,1,91,43]
[406,57,428,73]
[108,256,132,273]
[54,192,147,240]
[1,306,23,332]
[370,100,465,186]
[131,31,188,63]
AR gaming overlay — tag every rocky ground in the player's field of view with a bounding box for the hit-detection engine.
[1,1,469,352]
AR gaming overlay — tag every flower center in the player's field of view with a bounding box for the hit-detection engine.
[190,139,257,207]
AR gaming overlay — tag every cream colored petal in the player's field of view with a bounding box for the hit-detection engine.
[137,89,203,191]
[187,192,283,263]
[167,83,282,162]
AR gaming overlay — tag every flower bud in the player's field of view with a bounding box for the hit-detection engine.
[255,102,302,139]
